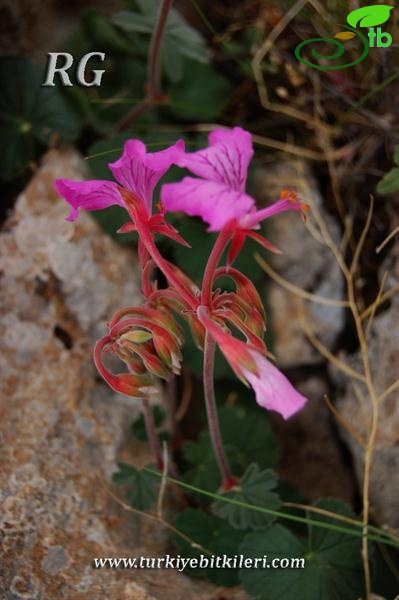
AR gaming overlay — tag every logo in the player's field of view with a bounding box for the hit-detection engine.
[42,52,106,87]
[295,4,393,69]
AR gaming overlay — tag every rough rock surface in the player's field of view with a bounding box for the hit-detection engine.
[253,159,344,368]
[0,149,246,600]
[270,376,355,503]
[253,159,354,502]
[331,238,399,529]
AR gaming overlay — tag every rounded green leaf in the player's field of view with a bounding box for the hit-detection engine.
[347,5,393,28]
[376,167,399,195]
[0,56,80,181]
[112,463,159,510]
[173,509,243,586]
[212,464,281,530]
[239,499,366,600]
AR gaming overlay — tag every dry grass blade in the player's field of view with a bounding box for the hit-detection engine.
[350,196,374,276]
[360,283,399,321]
[365,271,388,338]
[376,224,399,254]
[99,473,212,555]
[251,0,338,134]
[378,379,399,404]
[255,253,349,308]
[298,302,366,382]
[157,442,169,520]
[324,394,365,447]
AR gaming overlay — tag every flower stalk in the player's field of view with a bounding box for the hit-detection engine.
[203,330,235,489]
[142,397,164,470]
[201,225,233,306]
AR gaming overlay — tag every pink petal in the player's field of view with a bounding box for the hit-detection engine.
[109,139,185,213]
[243,351,308,420]
[55,179,124,222]
[161,177,255,231]
[240,198,303,229]
[177,127,253,191]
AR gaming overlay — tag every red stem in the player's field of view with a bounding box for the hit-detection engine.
[148,0,173,97]
[142,397,164,470]
[201,225,233,306]
[203,330,234,486]
[115,0,173,131]
[137,214,198,310]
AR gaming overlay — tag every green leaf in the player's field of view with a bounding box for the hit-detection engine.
[173,509,243,586]
[240,499,365,600]
[212,464,281,530]
[112,463,159,510]
[82,8,133,54]
[163,38,185,83]
[183,431,242,494]
[111,0,209,81]
[371,541,399,599]
[183,404,278,495]
[377,167,399,195]
[394,145,399,165]
[218,404,278,471]
[347,5,393,28]
[131,405,166,441]
[0,56,80,181]
[167,59,232,120]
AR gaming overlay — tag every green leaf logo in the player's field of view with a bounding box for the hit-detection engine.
[347,5,393,28]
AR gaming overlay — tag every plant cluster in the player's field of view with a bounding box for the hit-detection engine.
[56,126,399,600]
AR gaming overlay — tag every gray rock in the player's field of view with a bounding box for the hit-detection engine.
[331,239,399,529]
[253,159,344,367]
[0,149,245,600]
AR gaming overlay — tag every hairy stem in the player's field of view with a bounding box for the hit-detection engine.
[347,273,379,600]
[203,331,234,487]
[201,226,232,306]
[137,214,198,310]
[116,0,173,131]
[148,0,173,97]
[142,397,163,470]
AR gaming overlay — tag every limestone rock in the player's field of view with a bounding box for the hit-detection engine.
[0,149,246,599]
[331,239,399,529]
[253,159,344,367]
[270,376,355,503]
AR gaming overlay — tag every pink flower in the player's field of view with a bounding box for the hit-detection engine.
[161,127,306,233]
[241,350,308,420]
[197,306,308,420]
[55,139,184,221]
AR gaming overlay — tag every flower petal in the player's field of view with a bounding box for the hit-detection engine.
[161,177,255,231]
[108,139,185,213]
[55,179,123,222]
[240,198,303,229]
[177,127,253,191]
[243,351,308,420]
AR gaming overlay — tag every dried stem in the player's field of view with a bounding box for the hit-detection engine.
[359,283,399,321]
[377,379,399,404]
[271,194,397,597]
[299,304,365,383]
[256,253,349,308]
[376,224,399,254]
[324,394,365,447]
[101,475,212,554]
[156,442,169,520]
[365,271,388,339]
